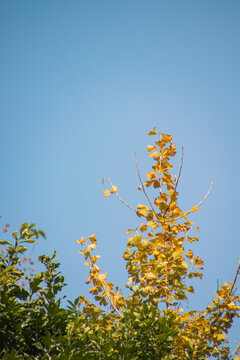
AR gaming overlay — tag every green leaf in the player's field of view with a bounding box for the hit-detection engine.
[0,240,11,245]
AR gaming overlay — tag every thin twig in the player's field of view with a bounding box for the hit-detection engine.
[184,225,193,241]
[107,177,136,212]
[135,153,157,217]
[195,180,214,208]
[210,257,240,329]
[159,156,162,195]
[164,147,184,216]
[103,283,123,318]
[115,193,137,212]
[230,257,240,295]
[175,181,214,221]
[174,146,184,194]
[229,340,240,359]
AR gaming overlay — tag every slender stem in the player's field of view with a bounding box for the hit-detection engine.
[175,181,214,221]
[107,177,136,212]
[210,257,240,328]
[135,153,157,217]
[163,147,184,217]
[159,156,162,195]
[103,283,123,318]
[196,181,214,208]
[229,340,240,359]
[230,257,240,295]
[172,146,184,196]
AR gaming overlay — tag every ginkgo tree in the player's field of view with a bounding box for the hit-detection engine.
[77,127,240,359]
[1,128,240,359]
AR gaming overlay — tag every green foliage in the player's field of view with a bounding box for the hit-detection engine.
[0,128,240,359]
[0,224,69,359]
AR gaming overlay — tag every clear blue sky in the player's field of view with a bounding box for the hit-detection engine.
[1,0,240,341]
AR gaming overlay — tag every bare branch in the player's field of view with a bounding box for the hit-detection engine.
[159,156,162,195]
[135,153,157,217]
[106,177,136,212]
[229,339,240,359]
[174,146,184,194]
[175,180,214,221]
[114,192,137,212]
[230,257,240,295]
[164,147,184,216]
[195,180,214,208]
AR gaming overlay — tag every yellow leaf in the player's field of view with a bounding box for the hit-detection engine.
[103,189,110,197]
[137,204,149,217]
[138,204,149,210]
[146,172,156,180]
[147,221,158,229]
[191,206,198,212]
[140,223,147,232]
[76,237,85,245]
[125,228,137,235]
[145,180,153,187]
[185,250,193,259]
[173,248,183,257]
[147,145,157,152]
[162,134,172,143]
[172,208,181,217]
[110,185,118,193]
[169,188,175,199]
[182,335,192,342]
[93,264,100,272]
[87,244,96,253]
[145,272,155,280]
[216,333,226,341]
[149,151,161,158]
[141,238,148,247]
[148,127,156,136]
[88,234,97,243]
[131,285,138,292]
[98,273,108,282]
[90,255,100,264]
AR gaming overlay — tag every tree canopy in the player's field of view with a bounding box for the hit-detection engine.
[1,128,239,359]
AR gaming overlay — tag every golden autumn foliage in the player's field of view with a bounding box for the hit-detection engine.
[77,128,240,359]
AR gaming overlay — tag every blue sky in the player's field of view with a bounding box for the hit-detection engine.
[1,0,240,341]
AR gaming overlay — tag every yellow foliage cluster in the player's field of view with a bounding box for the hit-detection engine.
[77,128,240,359]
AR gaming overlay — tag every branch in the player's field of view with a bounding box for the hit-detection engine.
[175,180,214,221]
[210,257,240,329]
[195,180,214,208]
[135,153,157,217]
[103,283,123,318]
[229,339,240,359]
[164,147,184,216]
[107,177,136,212]
[230,257,240,295]
[184,224,193,241]
[159,156,162,195]
[174,146,184,194]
